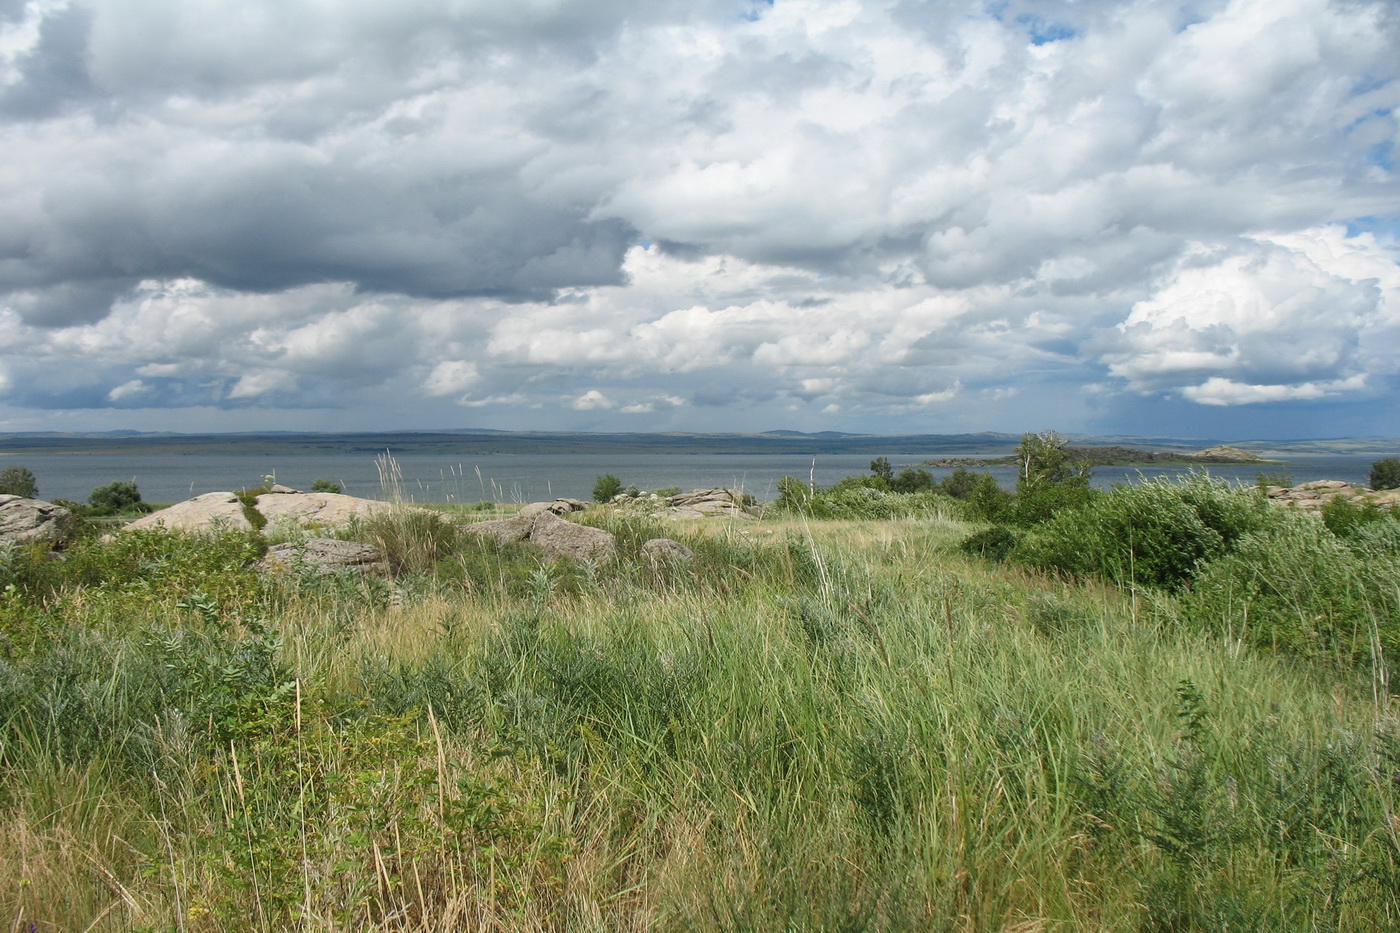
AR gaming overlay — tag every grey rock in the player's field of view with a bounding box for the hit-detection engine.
[641,538,694,565]
[0,495,74,547]
[518,498,589,519]
[124,492,252,533]
[258,538,389,575]
[527,511,617,563]
[464,512,536,544]
[664,488,759,520]
[464,509,617,562]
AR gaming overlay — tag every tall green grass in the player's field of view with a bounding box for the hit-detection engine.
[0,503,1397,930]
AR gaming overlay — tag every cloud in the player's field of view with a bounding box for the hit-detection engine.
[0,0,1396,435]
[1101,226,1400,405]
[571,389,615,410]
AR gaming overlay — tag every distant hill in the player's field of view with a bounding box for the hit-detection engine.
[0,429,1391,458]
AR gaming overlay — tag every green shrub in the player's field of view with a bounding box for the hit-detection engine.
[958,525,1019,562]
[1015,480,1223,588]
[310,478,342,493]
[87,480,143,515]
[1370,458,1400,491]
[890,468,934,493]
[1321,495,1396,541]
[963,472,1011,521]
[0,465,37,498]
[593,474,624,503]
[1179,511,1400,668]
[1008,480,1096,526]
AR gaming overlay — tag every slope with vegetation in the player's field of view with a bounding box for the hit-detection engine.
[1,442,1399,931]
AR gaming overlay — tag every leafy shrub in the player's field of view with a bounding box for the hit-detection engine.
[1370,458,1400,491]
[958,525,1019,562]
[1007,480,1096,526]
[1320,495,1396,541]
[962,472,1011,522]
[0,465,37,498]
[593,473,624,503]
[310,478,342,493]
[1015,480,1224,588]
[936,468,980,500]
[1179,511,1400,668]
[890,468,934,493]
[87,480,143,515]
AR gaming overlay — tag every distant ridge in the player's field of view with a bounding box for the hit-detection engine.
[0,430,1393,457]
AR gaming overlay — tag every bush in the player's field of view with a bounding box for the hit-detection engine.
[1321,495,1395,541]
[593,474,624,503]
[958,525,1019,562]
[1179,512,1400,669]
[1015,480,1224,589]
[88,480,143,515]
[1370,458,1400,491]
[310,478,342,494]
[0,465,37,498]
[890,468,934,493]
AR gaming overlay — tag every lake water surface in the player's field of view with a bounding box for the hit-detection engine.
[4,450,1382,505]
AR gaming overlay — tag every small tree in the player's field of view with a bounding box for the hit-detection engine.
[311,478,342,493]
[1370,458,1400,491]
[890,467,934,493]
[870,457,893,482]
[592,474,624,503]
[88,480,143,515]
[0,465,38,498]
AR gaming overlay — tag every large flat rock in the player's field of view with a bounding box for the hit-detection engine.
[124,492,252,533]
[255,492,398,528]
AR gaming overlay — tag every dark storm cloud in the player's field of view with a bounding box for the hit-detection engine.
[0,4,94,118]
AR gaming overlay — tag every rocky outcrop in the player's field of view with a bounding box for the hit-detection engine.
[663,488,759,520]
[124,492,253,533]
[612,488,760,520]
[465,507,617,562]
[1265,480,1397,512]
[255,492,399,528]
[258,538,389,576]
[122,490,410,535]
[517,498,589,519]
[0,495,74,547]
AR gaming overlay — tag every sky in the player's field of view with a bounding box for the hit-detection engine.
[0,0,1397,440]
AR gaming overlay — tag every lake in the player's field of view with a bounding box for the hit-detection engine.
[3,450,1382,505]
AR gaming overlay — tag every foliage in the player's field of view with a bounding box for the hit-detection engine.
[592,473,624,503]
[310,478,342,493]
[87,479,144,515]
[1178,510,1400,668]
[958,525,1019,561]
[869,457,893,483]
[1015,429,1091,491]
[1011,476,1278,591]
[0,465,37,498]
[356,506,464,576]
[890,467,934,493]
[1370,457,1400,491]
[1320,494,1397,540]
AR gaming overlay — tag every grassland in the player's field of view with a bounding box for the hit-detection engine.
[1,483,1398,931]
